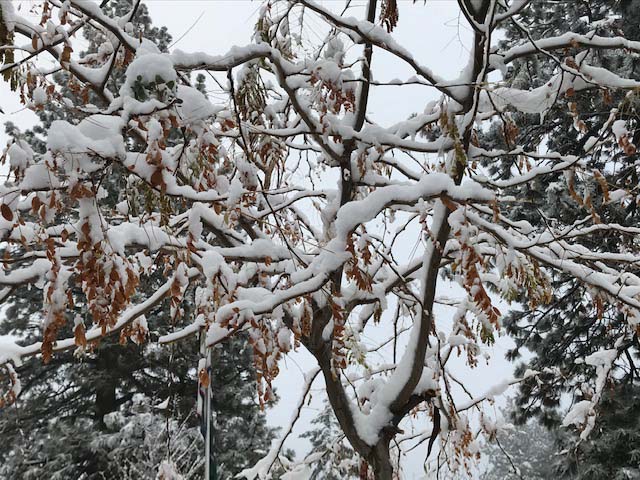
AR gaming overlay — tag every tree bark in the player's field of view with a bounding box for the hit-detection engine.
[95,347,117,429]
[370,438,393,480]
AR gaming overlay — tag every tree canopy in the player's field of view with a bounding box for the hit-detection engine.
[0,2,275,479]
[0,1,639,478]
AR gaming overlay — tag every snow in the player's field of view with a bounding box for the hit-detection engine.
[106,222,174,255]
[0,336,26,366]
[486,380,510,399]
[18,163,61,191]
[155,461,183,480]
[169,44,272,71]
[584,349,617,368]
[147,118,163,144]
[48,115,126,162]
[448,334,468,347]
[199,250,235,289]
[496,32,640,67]
[175,85,220,122]
[483,53,640,116]
[32,86,47,106]
[121,51,177,97]
[562,400,593,428]
[280,465,312,480]
[277,327,292,352]
[6,142,31,171]
[0,258,51,287]
[153,397,170,410]
[335,173,492,240]
[611,120,628,140]
[0,0,16,32]
[583,136,598,152]
[201,323,229,346]
[217,239,299,263]
[226,178,244,207]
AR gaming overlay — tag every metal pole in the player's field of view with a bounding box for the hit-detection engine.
[206,345,216,480]
[204,369,211,479]
[200,331,217,480]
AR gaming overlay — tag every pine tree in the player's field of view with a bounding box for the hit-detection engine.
[557,384,640,480]
[300,402,360,479]
[481,0,640,474]
[483,387,640,480]
[481,403,562,480]
[0,2,275,478]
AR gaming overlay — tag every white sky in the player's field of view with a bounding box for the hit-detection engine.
[0,2,522,478]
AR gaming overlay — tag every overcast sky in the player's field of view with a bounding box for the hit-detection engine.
[0,2,520,478]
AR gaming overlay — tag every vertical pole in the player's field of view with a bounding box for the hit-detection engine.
[206,344,216,480]
[200,331,217,480]
[204,363,211,480]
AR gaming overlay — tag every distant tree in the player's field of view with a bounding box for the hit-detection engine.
[478,2,640,477]
[557,384,640,480]
[483,387,640,480]
[487,0,640,429]
[300,402,360,479]
[481,403,560,480]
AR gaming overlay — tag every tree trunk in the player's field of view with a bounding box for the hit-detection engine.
[95,346,118,429]
[370,438,393,480]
